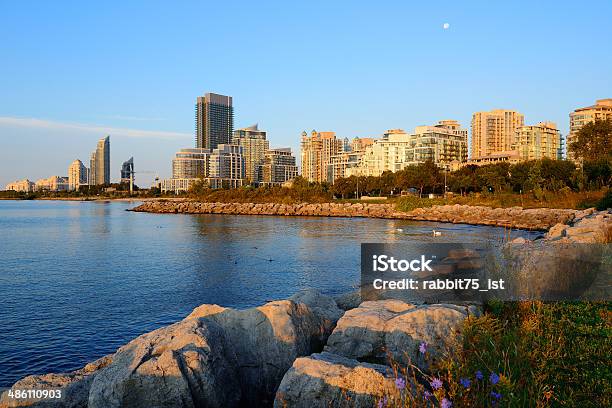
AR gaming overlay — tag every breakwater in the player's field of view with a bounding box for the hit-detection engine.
[129,200,592,230]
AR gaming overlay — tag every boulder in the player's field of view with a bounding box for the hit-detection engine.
[333,291,362,311]
[199,297,338,406]
[0,355,112,408]
[273,352,395,408]
[88,318,240,408]
[325,301,475,369]
[324,300,415,363]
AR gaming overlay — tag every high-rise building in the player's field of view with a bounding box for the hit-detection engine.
[89,136,110,185]
[568,99,612,160]
[232,124,269,184]
[471,110,524,159]
[260,148,298,185]
[120,157,134,184]
[68,159,89,191]
[300,130,343,183]
[196,93,234,149]
[514,122,563,161]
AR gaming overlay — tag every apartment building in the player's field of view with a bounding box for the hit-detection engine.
[35,176,69,191]
[68,159,89,191]
[232,124,269,184]
[260,148,298,185]
[300,130,343,183]
[471,110,524,159]
[346,121,468,177]
[196,93,234,149]
[4,179,35,192]
[89,136,110,185]
[514,122,563,161]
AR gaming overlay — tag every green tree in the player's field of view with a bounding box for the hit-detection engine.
[569,119,612,161]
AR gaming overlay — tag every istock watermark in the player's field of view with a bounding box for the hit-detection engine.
[361,242,611,303]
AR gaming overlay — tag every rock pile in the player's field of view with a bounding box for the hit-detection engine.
[130,201,586,230]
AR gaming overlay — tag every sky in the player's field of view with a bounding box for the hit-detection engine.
[1,0,611,187]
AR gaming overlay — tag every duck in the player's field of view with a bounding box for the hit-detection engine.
[432,230,442,237]
[395,228,404,233]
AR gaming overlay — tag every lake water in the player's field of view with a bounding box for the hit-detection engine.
[0,200,541,386]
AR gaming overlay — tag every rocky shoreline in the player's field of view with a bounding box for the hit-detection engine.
[129,200,593,230]
[1,210,610,407]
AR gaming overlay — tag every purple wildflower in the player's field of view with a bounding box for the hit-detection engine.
[460,377,471,388]
[419,341,428,354]
[475,370,483,380]
[441,398,453,408]
[377,396,388,408]
[395,377,406,390]
[491,391,502,400]
[489,372,500,385]
[423,390,432,400]
[430,377,443,390]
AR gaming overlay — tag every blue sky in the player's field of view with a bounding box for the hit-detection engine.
[1,0,611,187]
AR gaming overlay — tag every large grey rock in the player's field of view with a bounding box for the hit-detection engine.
[197,297,337,406]
[333,291,362,311]
[273,352,395,408]
[325,300,475,369]
[88,318,240,408]
[0,356,112,408]
[324,300,415,363]
[290,288,344,329]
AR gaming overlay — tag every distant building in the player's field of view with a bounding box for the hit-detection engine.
[5,179,35,192]
[458,151,521,169]
[471,110,524,159]
[300,130,343,183]
[68,159,89,191]
[260,148,298,185]
[172,148,211,179]
[196,93,234,149]
[120,157,134,184]
[568,98,612,160]
[160,145,244,193]
[351,137,375,152]
[35,176,69,191]
[89,136,110,185]
[232,124,269,184]
[209,144,245,188]
[514,122,563,161]
[328,151,365,182]
[346,121,468,177]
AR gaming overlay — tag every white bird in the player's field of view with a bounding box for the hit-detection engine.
[395,228,404,232]
[432,230,442,237]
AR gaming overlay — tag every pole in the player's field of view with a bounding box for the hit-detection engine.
[130,171,134,195]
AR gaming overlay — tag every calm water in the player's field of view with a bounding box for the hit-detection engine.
[0,200,540,386]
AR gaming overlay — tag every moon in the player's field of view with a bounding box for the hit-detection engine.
[443,23,450,29]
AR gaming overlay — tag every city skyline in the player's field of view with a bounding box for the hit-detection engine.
[1,1,612,187]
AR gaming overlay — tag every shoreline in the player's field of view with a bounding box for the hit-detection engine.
[129,200,592,230]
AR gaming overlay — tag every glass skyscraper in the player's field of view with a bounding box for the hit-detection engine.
[195,93,234,149]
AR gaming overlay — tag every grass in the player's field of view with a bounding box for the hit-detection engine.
[378,301,612,407]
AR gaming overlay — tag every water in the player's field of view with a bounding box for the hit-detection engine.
[0,200,540,386]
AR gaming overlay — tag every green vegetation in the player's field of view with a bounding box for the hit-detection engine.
[188,176,333,203]
[380,301,611,407]
[443,301,611,407]
[569,119,612,162]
